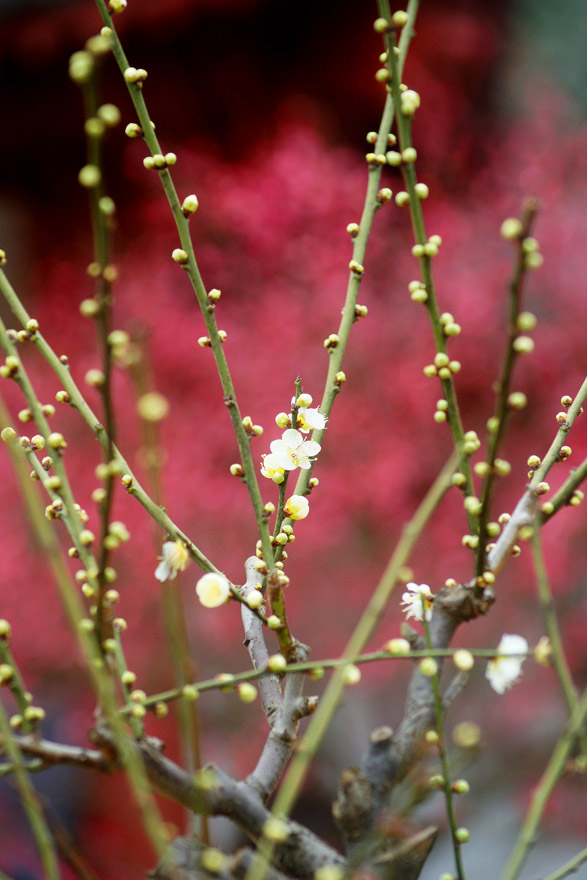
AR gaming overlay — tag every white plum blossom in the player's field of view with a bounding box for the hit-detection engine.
[155,541,189,582]
[196,572,231,608]
[260,453,286,483]
[400,582,434,622]
[269,429,321,471]
[297,407,328,433]
[486,634,529,694]
[284,495,310,520]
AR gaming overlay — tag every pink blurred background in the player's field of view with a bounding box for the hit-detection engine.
[0,0,586,876]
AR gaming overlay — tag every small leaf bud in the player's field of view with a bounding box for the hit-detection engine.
[373,17,391,33]
[400,89,420,115]
[123,67,140,83]
[401,147,417,163]
[377,187,393,203]
[419,657,438,677]
[452,779,470,795]
[415,182,429,199]
[423,364,437,377]
[263,817,290,843]
[501,218,522,240]
[143,156,156,169]
[494,459,511,477]
[429,774,445,790]
[1,427,17,443]
[164,152,177,166]
[524,251,543,270]
[349,260,364,275]
[486,522,501,537]
[384,638,410,655]
[275,412,291,429]
[217,330,228,343]
[412,244,425,257]
[0,620,12,640]
[513,335,534,354]
[78,165,101,188]
[434,410,447,423]
[171,248,188,264]
[108,0,127,11]
[182,685,199,701]
[346,222,360,236]
[392,10,408,27]
[125,122,142,138]
[267,615,281,630]
[561,395,573,408]
[411,288,428,303]
[334,371,346,385]
[451,472,466,487]
[229,463,244,477]
[508,392,527,410]
[536,482,550,495]
[453,649,474,671]
[434,352,449,368]
[386,150,402,166]
[342,664,361,686]
[375,68,390,84]
[47,432,66,450]
[237,682,257,703]
[517,311,537,332]
[444,322,461,336]
[424,241,439,257]
[245,590,264,611]
[85,368,105,388]
[268,654,287,673]
[455,828,470,844]
[395,191,410,207]
[198,336,211,347]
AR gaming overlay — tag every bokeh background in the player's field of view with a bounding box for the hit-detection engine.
[0,0,586,877]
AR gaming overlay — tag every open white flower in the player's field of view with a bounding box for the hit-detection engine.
[486,634,529,694]
[284,495,310,520]
[400,582,434,622]
[260,453,286,483]
[297,407,328,434]
[269,429,321,471]
[196,572,231,608]
[155,541,189,582]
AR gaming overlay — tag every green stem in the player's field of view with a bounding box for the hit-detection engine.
[530,523,587,756]
[422,615,467,880]
[379,1,476,535]
[267,451,456,821]
[0,266,217,576]
[539,846,587,880]
[292,0,419,503]
[93,0,275,567]
[476,199,539,575]
[0,700,61,879]
[500,687,587,880]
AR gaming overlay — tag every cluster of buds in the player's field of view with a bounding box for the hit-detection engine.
[423,351,461,380]
[145,152,177,170]
[241,416,263,437]
[123,66,148,85]
[412,234,442,259]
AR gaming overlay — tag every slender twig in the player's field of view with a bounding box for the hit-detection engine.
[537,846,587,880]
[530,523,587,756]
[379,0,476,534]
[476,198,539,575]
[421,614,467,880]
[266,450,456,831]
[0,700,61,879]
[499,688,587,880]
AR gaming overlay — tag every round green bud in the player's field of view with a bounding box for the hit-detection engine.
[268,654,287,673]
[78,165,101,188]
[182,685,199,701]
[419,657,438,677]
[415,182,429,199]
[412,244,425,258]
[97,103,121,127]
[517,311,537,332]
[171,248,189,264]
[182,194,199,215]
[123,67,140,83]
[1,427,17,443]
[525,251,543,270]
[125,122,143,138]
[402,147,417,163]
[501,218,522,240]
[513,335,535,354]
[373,17,390,34]
[69,51,94,84]
[392,11,409,27]
[342,664,361,685]
[384,637,410,655]
[453,649,474,671]
[395,191,410,207]
[455,827,470,843]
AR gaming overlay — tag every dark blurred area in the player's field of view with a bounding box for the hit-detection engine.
[0,1,586,878]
